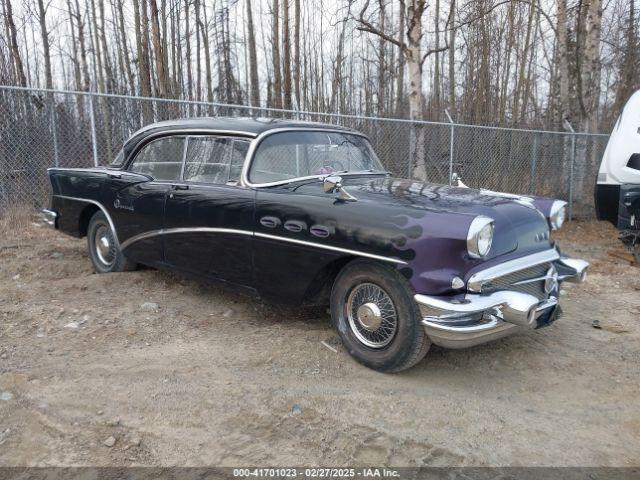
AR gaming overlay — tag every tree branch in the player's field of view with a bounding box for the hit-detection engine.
[421,0,454,65]
[355,0,405,51]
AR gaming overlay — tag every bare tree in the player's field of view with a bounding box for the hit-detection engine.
[271,0,283,109]
[36,0,52,89]
[282,0,292,109]
[246,0,260,107]
[3,0,27,86]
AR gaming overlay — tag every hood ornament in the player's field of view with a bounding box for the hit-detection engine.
[451,172,469,188]
[323,175,358,202]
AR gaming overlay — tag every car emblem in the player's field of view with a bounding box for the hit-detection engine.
[544,265,559,294]
[113,199,134,211]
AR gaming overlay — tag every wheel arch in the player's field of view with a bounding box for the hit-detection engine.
[302,255,402,306]
[78,204,100,237]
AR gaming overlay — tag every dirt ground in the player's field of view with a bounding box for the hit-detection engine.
[0,215,639,467]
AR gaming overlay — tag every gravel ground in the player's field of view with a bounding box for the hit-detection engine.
[0,216,639,467]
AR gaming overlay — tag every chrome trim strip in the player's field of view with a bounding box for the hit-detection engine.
[120,227,253,251]
[240,127,373,188]
[422,316,500,333]
[53,195,120,247]
[513,275,548,286]
[467,249,561,292]
[253,232,407,265]
[48,167,111,174]
[119,226,406,265]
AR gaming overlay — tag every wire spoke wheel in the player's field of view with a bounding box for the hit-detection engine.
[346,282,398,348]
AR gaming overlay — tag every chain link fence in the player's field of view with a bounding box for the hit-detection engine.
[0,85,609,218]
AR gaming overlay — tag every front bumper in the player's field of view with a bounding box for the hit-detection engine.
[415,253,588,349]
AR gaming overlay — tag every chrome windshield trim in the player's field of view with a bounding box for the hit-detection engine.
[120,227,406,265]
[240,127,375,188]
[53,195,120,247]
[467,249,560,292]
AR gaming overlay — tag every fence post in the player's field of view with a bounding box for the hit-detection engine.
[529,133,537,194]
[49,94,59,168]
[564,120,576,221]
[445,109,455,185]
[88,92,99,167]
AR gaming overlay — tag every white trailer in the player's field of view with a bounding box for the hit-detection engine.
[596,91,640,260]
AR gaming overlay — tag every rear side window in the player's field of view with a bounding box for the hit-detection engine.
[184,137,250,184]
[129,137,185,181]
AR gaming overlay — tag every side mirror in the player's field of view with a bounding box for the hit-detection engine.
[323,175,342,193]
[323,175,357,202]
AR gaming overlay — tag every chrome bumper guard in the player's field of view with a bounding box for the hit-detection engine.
[42,209,58,228]
[415,253,588,349]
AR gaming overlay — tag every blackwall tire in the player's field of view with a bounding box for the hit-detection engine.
[330,260,430,373]
[87,211,137,273]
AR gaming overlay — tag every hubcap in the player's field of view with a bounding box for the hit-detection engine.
[356,302,383,331]
[346,283,397,348]
[94,224,116,266]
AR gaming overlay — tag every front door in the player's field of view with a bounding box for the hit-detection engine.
[163,135,254,287]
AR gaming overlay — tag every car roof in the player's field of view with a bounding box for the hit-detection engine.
[121,116,360,160]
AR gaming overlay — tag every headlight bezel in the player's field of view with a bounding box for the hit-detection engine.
[549,200,567,230]
[467,216,494,259]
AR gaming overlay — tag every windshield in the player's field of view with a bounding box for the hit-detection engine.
[249,131,384,184]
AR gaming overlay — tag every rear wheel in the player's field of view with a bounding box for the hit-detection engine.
[87,211,136,273]
[330,260,430,372]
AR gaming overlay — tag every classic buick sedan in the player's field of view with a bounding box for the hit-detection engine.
[44,118,588,372]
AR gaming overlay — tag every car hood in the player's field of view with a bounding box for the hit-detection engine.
[339,175,552,257]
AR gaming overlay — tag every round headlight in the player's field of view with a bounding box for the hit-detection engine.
[467,216,494,259]
[549,200,567,230]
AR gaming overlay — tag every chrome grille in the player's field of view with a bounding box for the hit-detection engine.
[481,262,551,301]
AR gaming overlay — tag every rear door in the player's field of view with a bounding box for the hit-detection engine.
[163,135,255,287]
[101,136,186,266]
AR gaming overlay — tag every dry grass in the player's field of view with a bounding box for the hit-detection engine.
[0,204,42,244]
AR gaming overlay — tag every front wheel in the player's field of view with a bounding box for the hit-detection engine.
[87,211,137,273]
[330,260,430,372]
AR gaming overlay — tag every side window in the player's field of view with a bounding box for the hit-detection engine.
[184,137,230,184]
[184,136,250,185]
[129,137,185,181]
